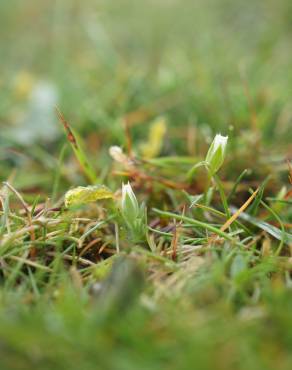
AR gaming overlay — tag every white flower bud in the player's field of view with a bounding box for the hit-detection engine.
[109,146,129,164]
[109,146,123,161]
[205,134,228,175]
[121,182,139,221]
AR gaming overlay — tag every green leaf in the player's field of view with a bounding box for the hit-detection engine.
[231,207,292,245]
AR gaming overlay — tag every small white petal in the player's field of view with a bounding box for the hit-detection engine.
[213,134,228,152]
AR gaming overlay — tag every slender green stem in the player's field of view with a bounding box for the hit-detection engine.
[213,174,231,219]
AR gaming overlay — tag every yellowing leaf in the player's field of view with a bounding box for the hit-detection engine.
[65,185,114,207]
[140,117,167,159]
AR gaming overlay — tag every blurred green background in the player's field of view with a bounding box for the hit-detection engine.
[0,0,291,194]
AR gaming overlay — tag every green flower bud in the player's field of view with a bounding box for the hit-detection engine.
[205,134,228,176]
[120,182,146,243]
[121,182,139,223]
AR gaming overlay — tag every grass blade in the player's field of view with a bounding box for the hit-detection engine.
[56,108,97,184]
